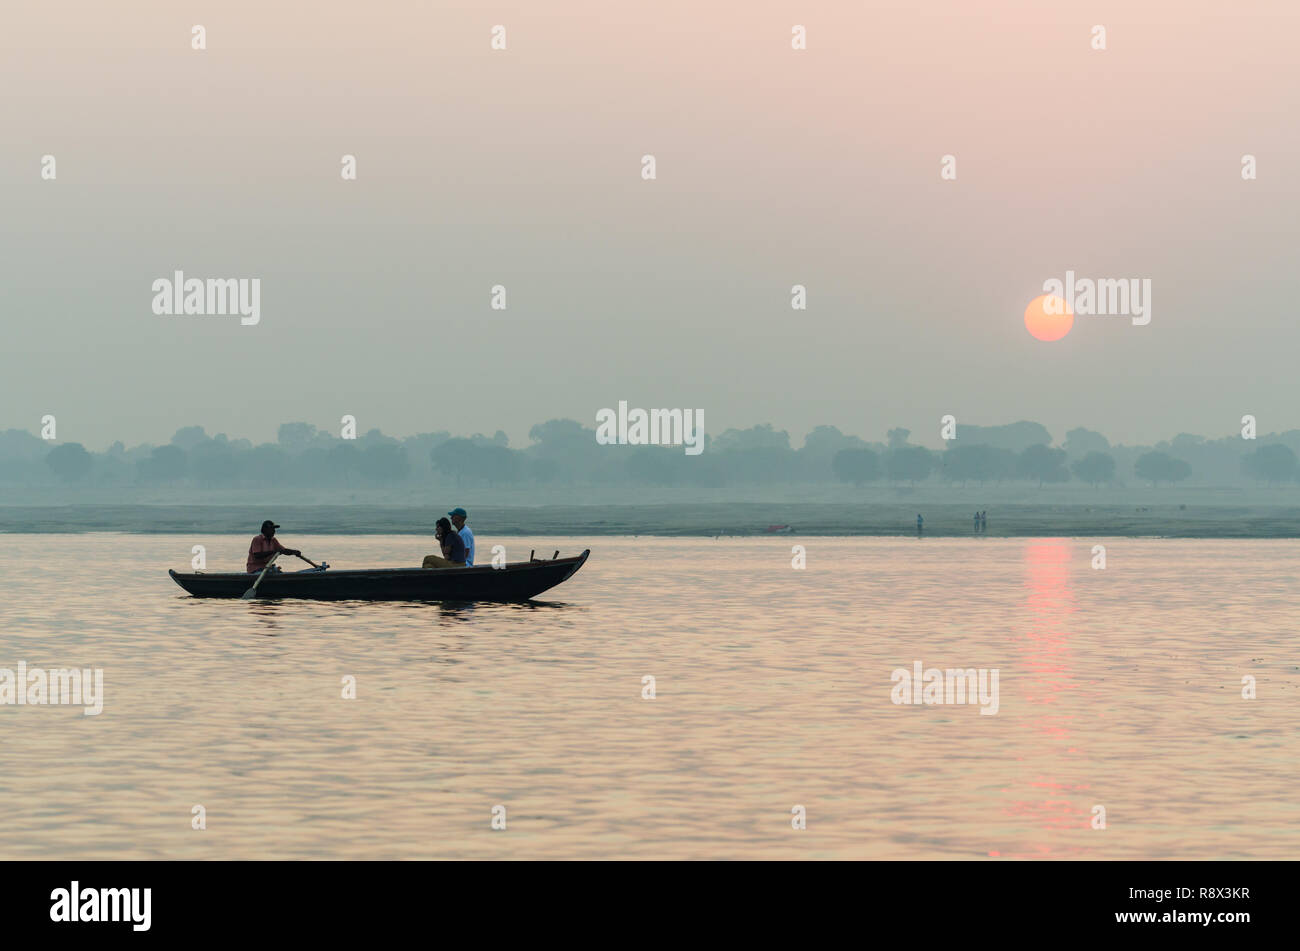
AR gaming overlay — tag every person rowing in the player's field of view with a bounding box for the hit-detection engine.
[246,520,304,573]
[423,517,467,568]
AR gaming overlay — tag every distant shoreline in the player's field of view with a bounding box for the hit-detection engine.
[4,503,1300,538]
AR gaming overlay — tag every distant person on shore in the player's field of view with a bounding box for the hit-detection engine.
[980,510,987,531]
[423,517,467,568]
[916,513,923,534]
[448,506,475,566]
[247,520,301,573]
[974,511,980,532]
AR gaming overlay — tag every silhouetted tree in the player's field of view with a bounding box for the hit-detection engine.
[886,446,933,485]
[359,444,411,484]
[528,419,592,453]
[278,422,320,451]
[1135,451,1191,487]
[402,431,452,466]
[832,448,881,487]
[0,429,48,461]
[940,444,1016,485]
[1063,427,1110,457]
[960,421,1053,452]
[802,426,868,479]
[140,445,188,484]
[190,440,237,486]
[713,423,790,452]
[1017,445,1070,487]
[476,445,522,486]
[886,428,911,449]
[432,438,479,487]
[803,425,864,455]
[526,419,599,482]
[1070,451,1116,487]
[325,443,362,486]
[244,444,289,481]
[45,443,92,482]
[1242,444,1298,485]
[171,426,209,450]
[529,457,559,485]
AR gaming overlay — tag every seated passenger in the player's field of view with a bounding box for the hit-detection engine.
[422,517,467,568]
[448,507,475,566]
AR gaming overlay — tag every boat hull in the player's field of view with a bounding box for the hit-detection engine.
[168,550,590,601]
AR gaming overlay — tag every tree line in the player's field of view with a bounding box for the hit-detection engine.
[833,444,1194,488]
[4,419,1300,490]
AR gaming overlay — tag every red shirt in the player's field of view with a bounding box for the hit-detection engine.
[247,535,286,573]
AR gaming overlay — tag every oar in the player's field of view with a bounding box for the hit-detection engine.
[293,553,324,569]
[241,552,280,600]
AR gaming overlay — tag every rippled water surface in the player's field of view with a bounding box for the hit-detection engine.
[0,534,1296,859]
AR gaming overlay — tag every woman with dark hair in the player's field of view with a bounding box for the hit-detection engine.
[423,516,467,568]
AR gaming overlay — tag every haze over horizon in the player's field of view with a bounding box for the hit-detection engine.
[3,0,1297,450]
[0,414,1280,455]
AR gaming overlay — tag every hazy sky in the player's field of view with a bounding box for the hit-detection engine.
[2,1,1297,450]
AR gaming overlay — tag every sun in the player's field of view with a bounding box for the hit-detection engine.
[1024,294,1073,341]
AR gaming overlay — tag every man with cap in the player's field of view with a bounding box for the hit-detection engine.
[448,507,475,566]
[247,520,301,573]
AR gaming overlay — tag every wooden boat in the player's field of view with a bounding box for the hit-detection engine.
[169,550,590,601]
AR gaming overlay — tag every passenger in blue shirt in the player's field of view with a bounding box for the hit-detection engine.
[447,504,473,563]
[449,506,475,566]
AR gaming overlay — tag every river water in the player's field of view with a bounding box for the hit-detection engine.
[0,534,1294,859]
